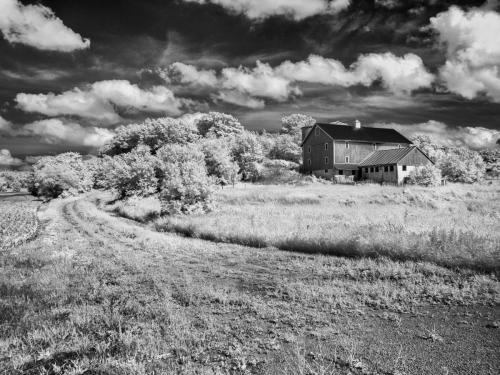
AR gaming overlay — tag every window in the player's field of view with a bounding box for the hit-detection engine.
[384,166,389,172]
[398,144,401,149]
[375,167,379,172]
[370,167,374,172]
[315,127,320,136]
[308,146,311,153]
[308,159,311,166]
[345,156,349,163]
[345,141,349,149]
[402,165,407,171]
[325,169,328,173]
[352,170,356,176]
[325,143,328,150]
[339,170,344,175]
[390,165,394,172]
[365,168,368,173]
[325,157,328,164]
[372,143,377,150]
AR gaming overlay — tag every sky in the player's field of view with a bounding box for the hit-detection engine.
[0,0,499,163]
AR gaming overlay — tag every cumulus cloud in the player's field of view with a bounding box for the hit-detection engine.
[0,0,90,51]
[182,0,350,20]
[431,5,500,102]
[375,120,500,150]
[20,119,115,148]
[162,52,433,107]
[0,149,22,166]
[0,115,13,133]
[16,80,186,124]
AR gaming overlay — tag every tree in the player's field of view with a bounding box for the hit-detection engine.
[106,145,160,198]
[231,131,265,181]
[280,114,315,142]
[101,117,199,156]
[197,112,244,138]
[201,138,239,186]
[438,147,485,183]
[410,135,446,162]
[269,134,302,163]
[0,171,31,192]
[30,153,93,198]
[406,165,442,186]
[156,144,214,214]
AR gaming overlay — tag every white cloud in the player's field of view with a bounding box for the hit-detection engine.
[16,80,186,124]
[20,119,115,148]
[182,0,350,20]
[374,120,500,150]
[167,62,218,87]
[0,149,22,166]
[0,115,13,133]
[431,5,500,102]
[0,0,90,51]
[277,53,434,94]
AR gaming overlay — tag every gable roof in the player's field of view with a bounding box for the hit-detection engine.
[359,146,432,166]
[301,123,411,145]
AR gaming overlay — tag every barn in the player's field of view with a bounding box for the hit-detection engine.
[359,146,434,184]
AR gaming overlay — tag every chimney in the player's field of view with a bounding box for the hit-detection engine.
[354,119,361,129]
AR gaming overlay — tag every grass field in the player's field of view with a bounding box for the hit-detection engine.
[156,182,500,274]
[0,194,40,251]
[0,186,499,374]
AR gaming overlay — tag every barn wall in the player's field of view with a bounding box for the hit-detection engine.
[303,126,333,172]
[360,165,398,183]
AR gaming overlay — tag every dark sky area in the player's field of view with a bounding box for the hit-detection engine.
[0,0,499,159]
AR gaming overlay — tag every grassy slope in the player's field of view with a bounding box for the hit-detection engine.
[0,192,498,374]
[156,183,500,274]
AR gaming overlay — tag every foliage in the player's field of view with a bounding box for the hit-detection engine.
[438,147,485,183]
[280,114,315,141]
[201,138,239,186]
[480,149,500,177]
[269,134,302,163]
[157,143,214,214]
[410,134,446,162]
[0,171,31,192]
[30,153,93,198]
[406,165,442,186]
[231,131,264,181]
[105,145,160,198]
[101,117,199,156]
[197,112,244,138]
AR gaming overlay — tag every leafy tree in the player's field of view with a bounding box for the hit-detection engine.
[231,131,265,181]
[197,112,244,138]
[410,135,446,162]
[201,138,239,186]
[269,134,302,163]
[101,117,199,156]
[30,153,93,198]
[280,114,315,142]
[106,145,160,198]
[406,165,442,186]
[156,143,214,214]
[438,147,485,183]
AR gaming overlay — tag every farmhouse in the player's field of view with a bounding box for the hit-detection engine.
[301,121,433,184]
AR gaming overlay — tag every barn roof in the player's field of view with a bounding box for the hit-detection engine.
[302,123,411,145]
[359,146,419,166]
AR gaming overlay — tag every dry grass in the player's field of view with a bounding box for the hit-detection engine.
[0,196,40,250]
[155,182,500,274]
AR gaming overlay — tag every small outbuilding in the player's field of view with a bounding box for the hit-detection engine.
[359,146,434,184]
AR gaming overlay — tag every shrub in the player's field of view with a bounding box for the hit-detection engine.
[0,171,31,192]
[106,145,160,198]
[30,153,93,198]
[231,131,264,181]
[269,134,302,163]
[201,138,239,186]
[406,165,442,186]
[101,117,199,156]
[197,112,244,138]
[438,147,485,183]
[157,144,214,214]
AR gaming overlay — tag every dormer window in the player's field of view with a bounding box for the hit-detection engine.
[345,141,349,149]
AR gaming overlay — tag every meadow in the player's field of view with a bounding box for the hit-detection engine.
[0,184,499,374]
[0,195,40,250]
[155,182,500,274]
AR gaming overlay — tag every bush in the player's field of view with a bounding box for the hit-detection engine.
[269,134,302,163]
[0,171,31,192]
[201,138,239,186]
[406,165,442,186]
[30,153,93,198]
[101,117,199,156]
[438,148,485,183]
[231,131,265,181]
[157,144,214,214]
[105,145,160,198]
